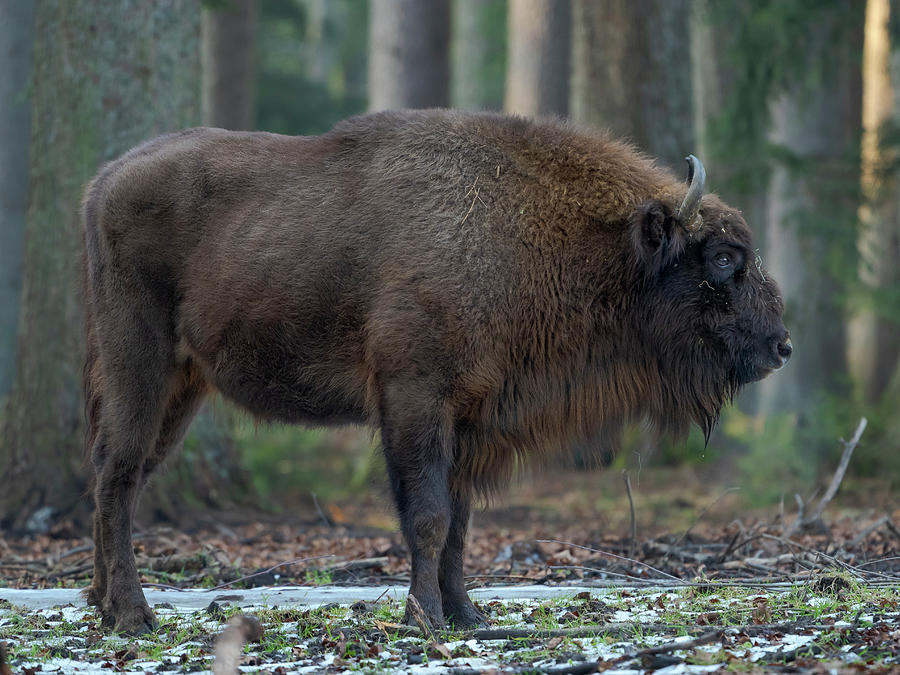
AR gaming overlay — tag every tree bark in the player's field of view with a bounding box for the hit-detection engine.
[0,1,34,396]
[848,0,900,402]
[368,0,450,110]
[504,0,570,117]
[0,0,203,531]
[452,0,506,111]
[202,0,257,130]
[756,19,863,424]
[571,0,694,170]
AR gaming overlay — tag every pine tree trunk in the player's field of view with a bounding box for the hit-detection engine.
[848,0,900,402]
[202,0,257,130]
[368,0,450,110]
[0,1,34,396]
[571,0,694,170]
[504,0,570,117]
[0,0,202,531]
[452,0,506,111]
[756,19,863,426]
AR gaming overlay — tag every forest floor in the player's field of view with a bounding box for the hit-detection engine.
[1,466,899,673]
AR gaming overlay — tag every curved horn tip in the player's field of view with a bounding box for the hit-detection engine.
[684,155,706,188]
[677,154,706,232]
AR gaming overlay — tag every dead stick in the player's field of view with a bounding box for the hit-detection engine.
[808,417,867,523]
[848,516,889,548]
[537,539,683,583]
[612,629,722,664]
[205,554,335,592]
[664,487,738,565]
[623,470,636,560]
[405,593,435,639]
[382,621,830,641]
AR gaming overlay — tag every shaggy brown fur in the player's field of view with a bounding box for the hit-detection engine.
[82,109,789,633]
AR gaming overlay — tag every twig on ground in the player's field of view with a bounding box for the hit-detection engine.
[856,556,900,569]
[787,418,867,536]
[310,493,333,529]
[848,516,890,548]
[206,554,335,592]
[760,641,824,664]
[538,539,683,583]
[760,533,900,583]
[664,487,739,565]
[611,629,722,664]
[405,593,435,638]
[885,520,900,543]
[717,529,743,564]
[623,471,636,560]
[54,543,94,564]
[809,418,867,524]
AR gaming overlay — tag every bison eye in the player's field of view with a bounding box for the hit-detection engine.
[714,252,733,269]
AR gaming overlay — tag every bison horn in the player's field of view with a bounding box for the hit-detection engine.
[677,154,706,233]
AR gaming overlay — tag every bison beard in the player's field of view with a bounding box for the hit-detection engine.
[81,109,790,634]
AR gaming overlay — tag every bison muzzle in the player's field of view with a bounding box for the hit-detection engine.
[81,109,790,634]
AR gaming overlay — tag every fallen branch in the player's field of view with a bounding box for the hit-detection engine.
[848,516,890,548]
[538,539,682,583]
[611,629,722,664]
[375,619,831,642]
[206,554,335,592]
[623,471,636,560]
[787,418,867,536]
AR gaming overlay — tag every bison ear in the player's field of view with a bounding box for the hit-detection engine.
[631,200,685,277]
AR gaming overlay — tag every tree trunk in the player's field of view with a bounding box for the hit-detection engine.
[452,0,506,111]
[569,0,693,465]
[202,0,257,130]
[848,0,900,402]
[756,20,863,430]
[571,0,694,170]
[504,0,570,117]
[0,0,202,531]
[690,0,770,416]
[0,2,34,397]
[368,0,450,110]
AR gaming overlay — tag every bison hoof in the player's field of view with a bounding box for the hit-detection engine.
[107,605,158,636]
[404,593,445,631]
[445,601,489,629]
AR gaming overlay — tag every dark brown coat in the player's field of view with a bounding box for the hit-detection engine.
[82,109,788,633]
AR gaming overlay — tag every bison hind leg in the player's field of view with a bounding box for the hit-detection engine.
[89,302,184,635]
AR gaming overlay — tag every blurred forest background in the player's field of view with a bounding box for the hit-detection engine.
[0,0,898,534]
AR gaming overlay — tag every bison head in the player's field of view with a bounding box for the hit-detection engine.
[629,156,791,438]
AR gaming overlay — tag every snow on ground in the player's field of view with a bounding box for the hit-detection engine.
[1,583,898,673]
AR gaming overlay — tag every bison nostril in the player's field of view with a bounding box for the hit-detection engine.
[777,337,792,361]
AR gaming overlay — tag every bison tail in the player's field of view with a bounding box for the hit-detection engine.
[81,179,106,468]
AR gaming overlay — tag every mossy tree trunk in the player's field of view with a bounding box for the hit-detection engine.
[504,0,570,117]
[848,0,900,402]
[756,11,864,441]
[571,0,694,171]
[368,0,450,111]
[0,0,247,532]
[452,0,507,112]
[202,0,257,130]
[0,1,34,397]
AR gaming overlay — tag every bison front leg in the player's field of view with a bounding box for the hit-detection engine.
[439,492,488,628]
[380,383,453,629]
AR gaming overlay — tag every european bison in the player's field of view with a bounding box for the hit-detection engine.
[82,109,790,634]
